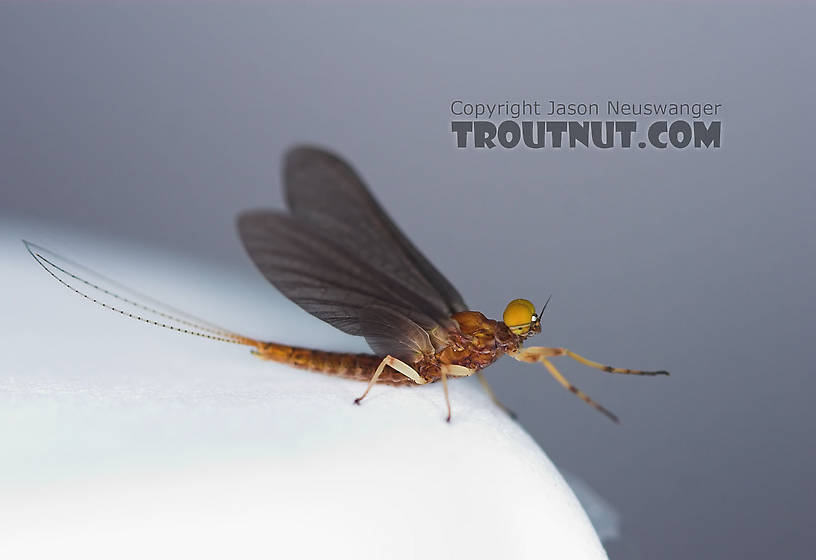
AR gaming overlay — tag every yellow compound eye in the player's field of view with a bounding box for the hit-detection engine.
[503,298,536,335]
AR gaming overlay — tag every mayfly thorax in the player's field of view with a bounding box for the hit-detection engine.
[26,146,668,422]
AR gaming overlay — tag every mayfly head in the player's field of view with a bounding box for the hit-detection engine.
[502,298,543,339]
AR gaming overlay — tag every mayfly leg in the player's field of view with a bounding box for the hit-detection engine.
[476,372,518,420]
[531,347,669,376]
[512,348,619,423]
[354,355,426,404]
[440,370,451,422]
[439,365,473,422]
[541,358,620,423]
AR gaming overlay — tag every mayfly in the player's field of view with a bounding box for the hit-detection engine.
[26,146,668,422]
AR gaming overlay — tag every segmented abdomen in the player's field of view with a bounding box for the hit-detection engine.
[254,342,416,386]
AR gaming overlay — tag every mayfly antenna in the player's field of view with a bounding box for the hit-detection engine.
[538,294,552,319]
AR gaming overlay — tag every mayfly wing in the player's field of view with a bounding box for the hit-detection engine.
[283,146,468,316]
[237,211,452,359]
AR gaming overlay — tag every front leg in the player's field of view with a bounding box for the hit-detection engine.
[525,347,669,376]
[511,347,619,423]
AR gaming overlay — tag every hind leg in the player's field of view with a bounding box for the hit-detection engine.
[354,355,425,404]
[476,372,517,420]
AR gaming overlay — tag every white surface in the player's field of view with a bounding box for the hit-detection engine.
[0,221,607,559]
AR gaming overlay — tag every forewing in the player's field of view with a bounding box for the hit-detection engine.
[237,211,455,349]
[284,146,468,316]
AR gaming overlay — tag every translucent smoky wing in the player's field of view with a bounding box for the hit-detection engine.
[237,211,451,360]
[238,146,469,360]
[283,146,468,317]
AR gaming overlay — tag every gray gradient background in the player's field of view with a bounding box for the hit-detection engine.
[2,4,814,559]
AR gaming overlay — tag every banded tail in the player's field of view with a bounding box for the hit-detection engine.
[23,241,406,385]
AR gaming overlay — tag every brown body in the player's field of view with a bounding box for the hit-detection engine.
[255,342,414,385]
[252,307,664,423]
[256,311,523,385]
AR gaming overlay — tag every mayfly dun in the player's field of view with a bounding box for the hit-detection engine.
[26,146,668,422]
